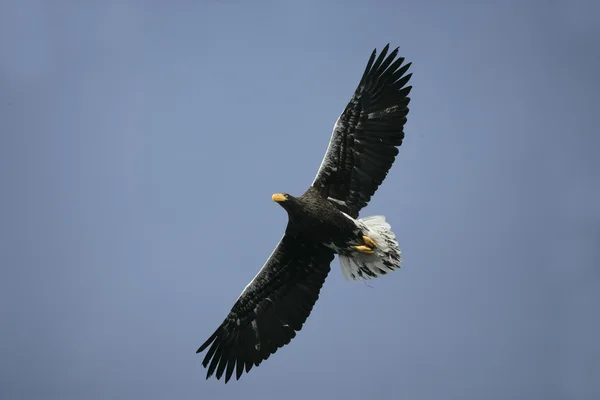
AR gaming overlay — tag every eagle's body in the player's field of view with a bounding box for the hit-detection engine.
[281,188,358,246]
[197,44,412,383]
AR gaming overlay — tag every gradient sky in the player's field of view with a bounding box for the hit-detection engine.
[1,1,599,399]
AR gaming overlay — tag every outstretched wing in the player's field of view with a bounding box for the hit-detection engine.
[197,234,334,383]
[312,44,413,218]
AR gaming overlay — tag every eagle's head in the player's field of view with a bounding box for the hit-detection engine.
[272,192,298,212]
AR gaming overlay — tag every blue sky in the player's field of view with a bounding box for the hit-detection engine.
[1,1,599,399]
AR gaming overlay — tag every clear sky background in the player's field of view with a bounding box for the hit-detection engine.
[1,1,599,399]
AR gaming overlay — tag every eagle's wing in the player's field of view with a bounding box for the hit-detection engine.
[311,44,413,218]
[197,234,334,383]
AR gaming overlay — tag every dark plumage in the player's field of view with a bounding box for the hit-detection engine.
[197,44,412,383]
[312,44,412,218]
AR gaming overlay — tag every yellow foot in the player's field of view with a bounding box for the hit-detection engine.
[362,235,377,248]
[353,245,374,255]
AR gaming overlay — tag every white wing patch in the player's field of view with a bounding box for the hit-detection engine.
[327,197,347,207]
[236,235,285,301]
[311,115,342,187]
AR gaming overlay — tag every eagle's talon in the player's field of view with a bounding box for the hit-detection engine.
[362,235,377,248]
[353,245,374,255]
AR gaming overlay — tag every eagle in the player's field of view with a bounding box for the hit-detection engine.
[197,44,413,382]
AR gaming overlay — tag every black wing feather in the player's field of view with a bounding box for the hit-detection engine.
[197,234,334,383]
[312,44,413,217]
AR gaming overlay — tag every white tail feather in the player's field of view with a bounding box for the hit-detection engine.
[339,215,402,281]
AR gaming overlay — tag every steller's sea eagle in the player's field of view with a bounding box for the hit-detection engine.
[197,44,413,383]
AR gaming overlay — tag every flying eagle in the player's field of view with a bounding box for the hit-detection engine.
[197,44,412,382]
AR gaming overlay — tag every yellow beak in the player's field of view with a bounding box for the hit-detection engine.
[272,193,287,202]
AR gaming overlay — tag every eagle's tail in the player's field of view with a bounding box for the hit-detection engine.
[339,215,402,281]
